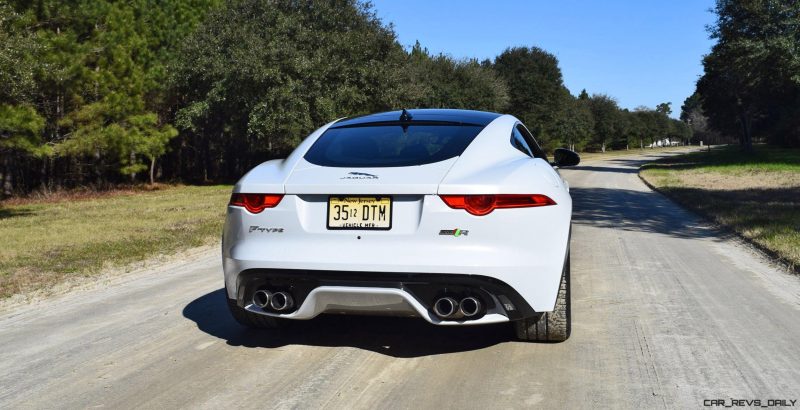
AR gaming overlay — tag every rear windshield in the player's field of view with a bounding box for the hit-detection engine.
[304,124,484,167]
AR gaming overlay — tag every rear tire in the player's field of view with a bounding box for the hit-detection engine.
[515,253,571,342]
[226,297,285,329]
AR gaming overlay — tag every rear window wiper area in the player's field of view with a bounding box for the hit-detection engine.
[303,123,485,168]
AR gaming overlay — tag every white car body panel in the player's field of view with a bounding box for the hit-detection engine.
[222,110,573,325]
[233,120,339,194]
[285,157,458,195]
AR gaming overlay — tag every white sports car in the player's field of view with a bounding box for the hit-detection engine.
[222,109,580,341]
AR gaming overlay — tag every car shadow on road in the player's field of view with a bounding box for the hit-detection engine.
[183,288,517,358]
[571,186,724,240]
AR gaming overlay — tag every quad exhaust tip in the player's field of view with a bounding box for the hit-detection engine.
[459,296,482,317]
[433,296,483,320]
[433,297,460,319]
[270,291,295,311]
[253,289,272,308]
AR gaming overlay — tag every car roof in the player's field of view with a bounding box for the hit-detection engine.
[332,109,503,128]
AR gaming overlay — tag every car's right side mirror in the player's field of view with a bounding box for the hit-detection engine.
[551,148,580,167]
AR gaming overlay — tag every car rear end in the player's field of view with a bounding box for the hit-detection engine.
[222,110,572,329]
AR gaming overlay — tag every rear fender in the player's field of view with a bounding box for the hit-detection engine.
[233,119,340,194]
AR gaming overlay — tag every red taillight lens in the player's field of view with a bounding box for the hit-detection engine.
[440,194,556,216]
[229,193,284,214]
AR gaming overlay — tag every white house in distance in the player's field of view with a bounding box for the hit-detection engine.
[648,138,682,148]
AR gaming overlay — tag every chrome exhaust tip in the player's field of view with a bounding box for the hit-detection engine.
[459,296,482,317]
[252,289,272,308]
[433,297,460,319]
[270,291,294,311]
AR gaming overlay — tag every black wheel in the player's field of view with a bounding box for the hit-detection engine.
[226,297,286,329]
[515,253,571,342]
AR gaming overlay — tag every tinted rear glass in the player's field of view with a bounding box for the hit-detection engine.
[304,124,484,167]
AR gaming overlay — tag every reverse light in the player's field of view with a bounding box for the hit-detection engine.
[440,194,556,216]
[229,193,284,214]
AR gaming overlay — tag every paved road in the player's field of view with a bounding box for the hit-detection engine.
[1,151,799,409]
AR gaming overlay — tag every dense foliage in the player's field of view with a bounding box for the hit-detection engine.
[691,0,800,150]
[0,0,220,193]
[1,0,688,196]
[170,0,410,180]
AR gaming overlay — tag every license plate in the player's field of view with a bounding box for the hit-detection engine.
[327,196,392,230]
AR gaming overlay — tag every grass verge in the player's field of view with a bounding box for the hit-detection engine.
[640,145,800,272]
[578,146,692,162]
[0,185,232,299]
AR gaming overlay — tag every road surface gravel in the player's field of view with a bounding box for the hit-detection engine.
[1,151,798,409]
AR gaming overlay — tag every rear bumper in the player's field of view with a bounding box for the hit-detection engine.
[244,286,509,325]
[223,247,566,316]
[229,269,538,325]
[222,194,572,320]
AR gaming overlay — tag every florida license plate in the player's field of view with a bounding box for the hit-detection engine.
[327,196,392,230]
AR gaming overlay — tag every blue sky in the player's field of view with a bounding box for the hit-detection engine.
[370,1,717,118]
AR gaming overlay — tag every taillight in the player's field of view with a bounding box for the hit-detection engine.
[229,193,284,214]
[440,194,556,216]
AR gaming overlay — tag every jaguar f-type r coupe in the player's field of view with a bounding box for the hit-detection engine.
[222,109,580,341]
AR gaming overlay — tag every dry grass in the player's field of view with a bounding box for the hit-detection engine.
[1,183,175,206]
[640,145,800,270]
[0,185,232,299]
[578,146,692,162]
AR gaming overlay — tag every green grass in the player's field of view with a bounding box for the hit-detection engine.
[0,185,232,299]
[640,145,800,271]
[642,145,800,173]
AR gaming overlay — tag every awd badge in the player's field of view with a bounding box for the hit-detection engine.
[439,229,468,237]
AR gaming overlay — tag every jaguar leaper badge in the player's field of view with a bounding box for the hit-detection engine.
[341,172,378,180]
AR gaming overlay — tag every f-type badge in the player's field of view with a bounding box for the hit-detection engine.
[249,226,284,233]
[439,229,469,237]
[341,172,378,180]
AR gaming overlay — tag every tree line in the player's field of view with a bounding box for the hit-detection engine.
[1,0,689,196]
[683,0,800,151]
